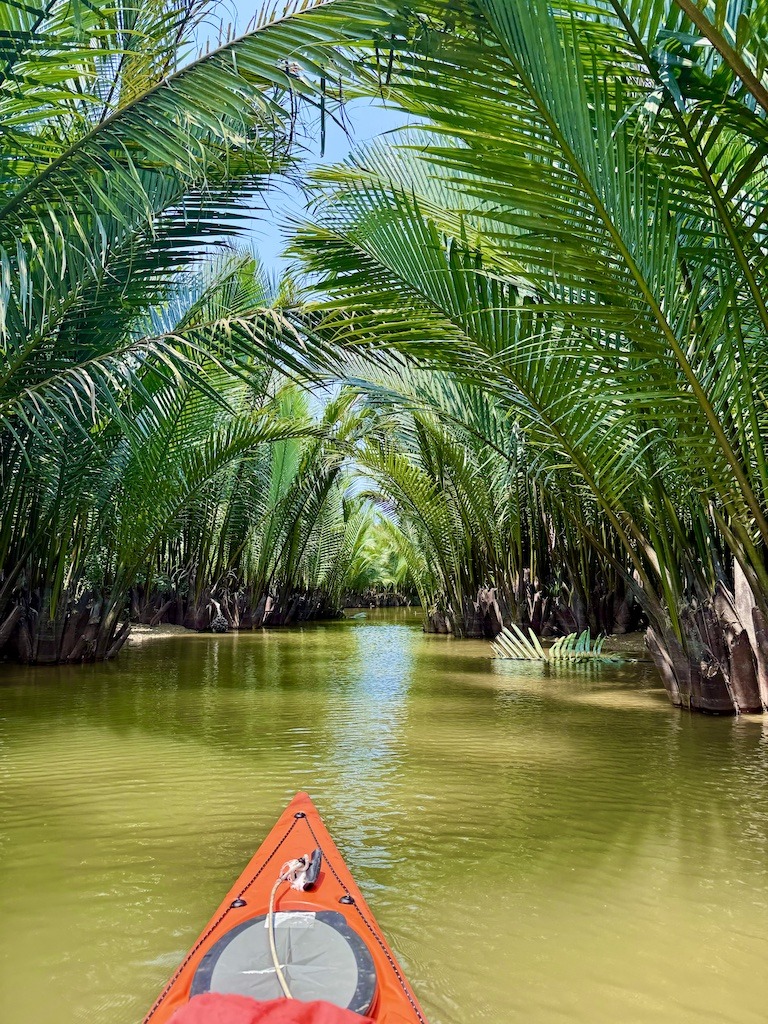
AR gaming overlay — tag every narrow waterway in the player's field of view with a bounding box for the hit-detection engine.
[2,611,768,1024]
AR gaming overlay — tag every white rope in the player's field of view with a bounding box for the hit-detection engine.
[266,855,312,1000]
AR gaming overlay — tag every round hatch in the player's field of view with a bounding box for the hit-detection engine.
[190,910,377,1015]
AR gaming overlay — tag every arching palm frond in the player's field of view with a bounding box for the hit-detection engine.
[288,0,768,710]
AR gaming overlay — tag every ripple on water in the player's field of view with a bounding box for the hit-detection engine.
[2,617,768,1024]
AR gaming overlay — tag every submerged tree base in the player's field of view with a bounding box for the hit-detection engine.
[7,579,768,722]
[0,587,350,665]
[647,595,768,715]
[424,581,644,640]
[132,586,345,633]
[0,591,129,665]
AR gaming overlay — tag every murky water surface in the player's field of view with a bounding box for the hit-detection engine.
[2,611,768,1024]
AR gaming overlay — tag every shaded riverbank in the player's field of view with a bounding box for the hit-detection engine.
[2,610,768,1024]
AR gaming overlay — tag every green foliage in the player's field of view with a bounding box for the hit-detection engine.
[0,0,402,656]
[342,515,416,594]
[492,625,620,664]
[549,632,616,663]
[289,0,768,676]
[350,369,524,633]
[6,0,768,711]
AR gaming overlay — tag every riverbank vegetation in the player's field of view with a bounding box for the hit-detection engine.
[3,0,768,715]
[292,0,768,714]
[0,0,401,661]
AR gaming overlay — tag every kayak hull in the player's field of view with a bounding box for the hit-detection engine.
[143,793,426,1024]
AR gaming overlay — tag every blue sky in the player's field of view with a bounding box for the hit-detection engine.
[250,99,410,270]
[199,0,412,272]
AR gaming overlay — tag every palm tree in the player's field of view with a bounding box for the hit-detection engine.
[137,385,379,631]
[0,0,404,661]
[341,515,418,608]
[0,248,389,661]
[337,357,638,637]
[0,254,319,660]
[289,0,768,713]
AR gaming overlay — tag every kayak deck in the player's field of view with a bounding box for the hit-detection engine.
[144,792,426,1024]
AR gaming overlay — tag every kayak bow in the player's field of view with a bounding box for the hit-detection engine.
[144,793,427,1024]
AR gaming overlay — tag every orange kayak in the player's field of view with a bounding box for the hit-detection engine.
[143,793,427,1024]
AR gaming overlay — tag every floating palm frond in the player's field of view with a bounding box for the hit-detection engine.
[491,623,547,660]
[549,630,620,662]
[492,625,621,663]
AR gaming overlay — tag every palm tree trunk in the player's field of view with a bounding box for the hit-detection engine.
[646,571,768,714]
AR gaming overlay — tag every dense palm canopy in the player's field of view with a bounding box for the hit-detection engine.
[0,0,406,661]
[340,356,638,638]
[4,0,768,717]
[289,0,768,712]
[131,369,380,633]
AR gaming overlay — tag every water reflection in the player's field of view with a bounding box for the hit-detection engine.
[1,613,768,1024]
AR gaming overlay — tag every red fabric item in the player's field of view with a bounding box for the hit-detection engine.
[169,994,373,1024]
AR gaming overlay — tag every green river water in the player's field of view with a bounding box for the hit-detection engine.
[2,610,768,1024]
